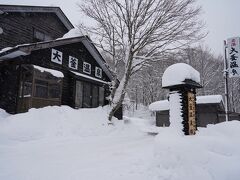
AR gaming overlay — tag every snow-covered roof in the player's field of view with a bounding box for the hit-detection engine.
[149,100,169,112]
[33,65,64,78]
[149,95,224,111]
[162,63,200,88]
[197,95,223,104]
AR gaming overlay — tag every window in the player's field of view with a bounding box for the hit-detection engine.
[49,84,61,98]
[33,29,52,42]
[19,81,32,97]
[34,79,61,99]
[34,79,48,98]
[83,62,91,74]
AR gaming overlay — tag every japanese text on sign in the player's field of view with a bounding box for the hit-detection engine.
[188,92,196,135]
[68,56,78,70]
[227,37,240,77]
[51,49,63,65]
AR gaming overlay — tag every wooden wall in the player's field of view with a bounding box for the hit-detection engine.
[0,64,20,113]
[155,103,238,127]
[0,12,69,49]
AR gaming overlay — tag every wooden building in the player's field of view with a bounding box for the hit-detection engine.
[0,4,73,49]
[149,95,240,127]
[0,5,122,119]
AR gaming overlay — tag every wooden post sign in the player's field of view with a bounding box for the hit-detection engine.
[188,92,197,135]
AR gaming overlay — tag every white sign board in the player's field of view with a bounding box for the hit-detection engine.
[227,37,240,77]
[83,62,91,74]
[95,67,102,78]
[68,56,78,70]
[51,49,62,65]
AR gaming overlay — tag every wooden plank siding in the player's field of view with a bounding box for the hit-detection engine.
[0,12,69,49]
[0,40,111,113]
[0,64,20,113]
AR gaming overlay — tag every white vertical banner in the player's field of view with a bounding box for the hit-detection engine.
[227,37,240,77]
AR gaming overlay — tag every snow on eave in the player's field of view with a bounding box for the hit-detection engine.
[33,65,64,78]
[59,28,84,39]
[70,71,109,84]
[0,50,28,60]
[149,95,224,112]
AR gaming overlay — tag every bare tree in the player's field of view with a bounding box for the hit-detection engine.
[78,0,205,121]
[179,46,224,95]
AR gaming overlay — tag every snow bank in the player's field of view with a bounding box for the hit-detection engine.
[162,63,200,87]
[0,106,122,142]
[33,65,64,78]
[153,121,240,180]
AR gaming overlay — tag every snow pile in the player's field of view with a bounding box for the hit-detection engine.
[0,106,240,180]
[162,63,200,87]
[0,106,125,142]
[33,65,64,78]
[153,121,240,180]
[149,100,169,111]
[0,106,153,180]
[168,92,184,135]
[61,28,83,39]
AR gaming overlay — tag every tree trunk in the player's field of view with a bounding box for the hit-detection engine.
[108,51,133,121]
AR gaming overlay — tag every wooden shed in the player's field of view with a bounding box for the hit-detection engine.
[149,95,240,127]
[0,36,123,118]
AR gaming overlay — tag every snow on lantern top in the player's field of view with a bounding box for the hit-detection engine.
[162,63,201,88]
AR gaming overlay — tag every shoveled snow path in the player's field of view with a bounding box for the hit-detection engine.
[0,134,154,180]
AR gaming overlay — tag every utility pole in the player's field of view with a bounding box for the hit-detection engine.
[223,40,229,122]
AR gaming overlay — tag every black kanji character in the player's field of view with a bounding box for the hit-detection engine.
[230,54,238,61]
[70,58,77,68]
[230,47,238,54]
[232,69,239,75]
[53,51,61,62]
[230,61,239,68]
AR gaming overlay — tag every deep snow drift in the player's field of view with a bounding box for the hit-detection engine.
[0,106,240,180]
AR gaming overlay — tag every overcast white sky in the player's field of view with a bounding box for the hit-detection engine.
[1,0,240,56]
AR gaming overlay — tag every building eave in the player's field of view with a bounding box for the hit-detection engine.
[0,36,114,81]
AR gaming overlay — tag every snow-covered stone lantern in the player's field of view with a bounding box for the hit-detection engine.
[162,63,202,135]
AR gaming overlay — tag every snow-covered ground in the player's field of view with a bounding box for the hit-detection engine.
[0,106,240,180]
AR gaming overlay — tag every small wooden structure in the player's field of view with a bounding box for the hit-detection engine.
[150,95,240,127]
